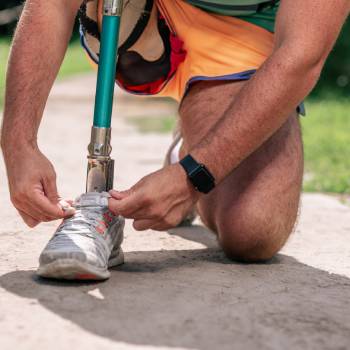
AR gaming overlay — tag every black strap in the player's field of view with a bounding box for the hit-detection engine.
[180,154,199,177]
[117,16,171,85]
[187,0,278,12]
[78,0,154,50]
[119,0,154,54]
[78,2,101,40]
[257,0,277,12]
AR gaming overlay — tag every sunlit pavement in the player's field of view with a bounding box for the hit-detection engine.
[1,75,350,350]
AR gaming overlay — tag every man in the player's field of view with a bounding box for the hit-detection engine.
[1,0,349,279]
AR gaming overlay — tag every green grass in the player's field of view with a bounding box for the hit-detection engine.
[57,41,92,79]
[0,39,11,106]
[128,115,176,134]
[0,39,92,106]
[302,99,350,194]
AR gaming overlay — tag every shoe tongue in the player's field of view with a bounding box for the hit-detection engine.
[75,192,111,208]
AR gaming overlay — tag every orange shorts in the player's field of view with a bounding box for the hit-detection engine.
[156,0,274,101]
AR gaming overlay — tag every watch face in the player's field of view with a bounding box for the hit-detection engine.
[191,166,215,194]
[180,155,216,194]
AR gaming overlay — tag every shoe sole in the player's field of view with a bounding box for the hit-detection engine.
[37,248,124,281]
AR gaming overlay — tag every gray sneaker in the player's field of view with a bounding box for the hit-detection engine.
[37,192,125,281]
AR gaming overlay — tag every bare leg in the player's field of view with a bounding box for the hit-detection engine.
[179,80,304,262]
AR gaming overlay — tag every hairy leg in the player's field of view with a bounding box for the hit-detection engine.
[179,80,304,262]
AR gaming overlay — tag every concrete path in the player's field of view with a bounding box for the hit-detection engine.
[1,75,350,350]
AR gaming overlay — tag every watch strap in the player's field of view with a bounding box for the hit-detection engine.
[180,154,199,177]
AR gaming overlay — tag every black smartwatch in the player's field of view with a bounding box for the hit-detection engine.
[179,154,215,194]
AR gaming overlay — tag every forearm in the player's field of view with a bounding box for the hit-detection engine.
[189,0,350,185]
[1,0,79,153]
[190,48,324,183]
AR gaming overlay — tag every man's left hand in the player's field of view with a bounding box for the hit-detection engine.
[108,164,199,231]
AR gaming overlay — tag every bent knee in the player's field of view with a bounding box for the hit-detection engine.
[217,211,296,263]
[220,234,282,263]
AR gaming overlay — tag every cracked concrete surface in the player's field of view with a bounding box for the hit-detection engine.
[1,75,350,350]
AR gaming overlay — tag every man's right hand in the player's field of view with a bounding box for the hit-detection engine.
[3,144,73,228]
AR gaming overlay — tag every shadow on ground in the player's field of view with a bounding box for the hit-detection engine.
[1,225,350,349]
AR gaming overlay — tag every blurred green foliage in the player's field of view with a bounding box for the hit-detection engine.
[0,1,22,36]
[1,1,349,96]
[311,19,350,98]
[0,39,92,106]
[0,1,81,38]
[302,99,350,193]
[0,38,10,106]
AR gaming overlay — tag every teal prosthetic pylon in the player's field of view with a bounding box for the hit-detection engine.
[86,0,123,193]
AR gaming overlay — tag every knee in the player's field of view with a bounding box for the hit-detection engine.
[216,208,295,263]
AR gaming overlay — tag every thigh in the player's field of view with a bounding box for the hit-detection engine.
[179,80,303,249]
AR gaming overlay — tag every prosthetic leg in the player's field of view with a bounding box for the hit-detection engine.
[86,0,123,193]
[36,1,126,280]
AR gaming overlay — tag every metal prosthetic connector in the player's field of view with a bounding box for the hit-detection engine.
[103,0,123,16]
[86,127,114,193]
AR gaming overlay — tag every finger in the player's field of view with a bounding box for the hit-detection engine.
[133,219,158,231]
[59,199,76,216]
[111,205,153,220]
[133,219,175,232]
[151,222,174,232]
[18,193,74,223]
[25,198,75,221]
[109,189,131,200]
[30,190,67,219]
[108,193,143,217]
[64,199,74,206]
[42,179,76,217]
[17,209,40,228]
[17,198,56,222]
[149,215,181,232]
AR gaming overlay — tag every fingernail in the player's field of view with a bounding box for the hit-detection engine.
[64,208,76,216]
[59,199,71,210]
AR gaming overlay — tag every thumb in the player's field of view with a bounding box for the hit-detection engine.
[109,189,133,200]
[59,199,76,216]
[42,176,75,218]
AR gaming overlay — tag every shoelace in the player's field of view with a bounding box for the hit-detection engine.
[57,206,107,238]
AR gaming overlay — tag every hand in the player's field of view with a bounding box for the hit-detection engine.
[108,164,199,231]
[3,144,75,227]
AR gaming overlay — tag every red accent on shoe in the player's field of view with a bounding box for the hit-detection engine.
[96,224,105,235]
[103,212,113,223]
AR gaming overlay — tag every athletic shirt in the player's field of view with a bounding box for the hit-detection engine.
[184,0,280,32]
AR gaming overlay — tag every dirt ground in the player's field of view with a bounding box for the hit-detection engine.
[1,75,350,350]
